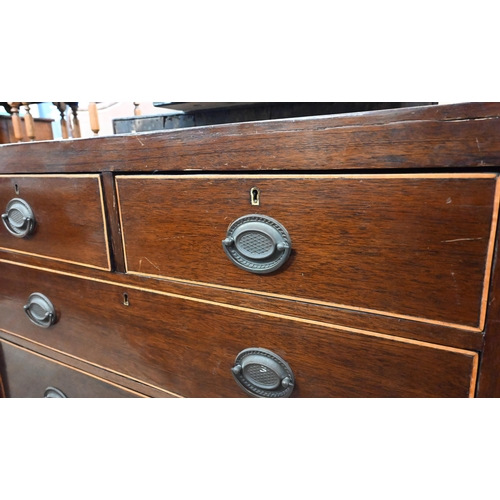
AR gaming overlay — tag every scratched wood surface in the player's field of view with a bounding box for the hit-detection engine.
[117,175,498,329]
[0,103,499,174]
[0,262,478,397]
[0,102,499,398]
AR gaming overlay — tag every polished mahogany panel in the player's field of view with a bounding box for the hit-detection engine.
[0,340,142,398]
[0,251,485,352]
[0,175,110,270]
[0,261,478,397]
[117,174,498,329]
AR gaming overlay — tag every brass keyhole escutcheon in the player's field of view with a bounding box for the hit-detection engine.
[250,187,260,206]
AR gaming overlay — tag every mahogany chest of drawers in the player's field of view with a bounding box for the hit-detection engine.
[1,102,500,398]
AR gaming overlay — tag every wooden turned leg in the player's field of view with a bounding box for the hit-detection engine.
[22,102,36,141]
[89,102,100,136]
[8,102,23,142]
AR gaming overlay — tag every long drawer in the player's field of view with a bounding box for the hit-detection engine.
[0,175,111,270]
[116,174,499,330]
[0,260,479,397]
[0,339,143,398]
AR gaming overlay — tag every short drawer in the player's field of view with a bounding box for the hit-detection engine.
[0,339,143,398]
[0,261,479,397]
[0,175,110,270]
[116,174,499,331]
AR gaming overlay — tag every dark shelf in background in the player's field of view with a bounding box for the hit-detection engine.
[152,102,266,112]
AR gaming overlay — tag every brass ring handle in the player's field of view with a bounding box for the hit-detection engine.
[24,293,57,328]
[222,214,292,274]
[44,387,67,398]
[232,348,295,398]
[2,198,36,238]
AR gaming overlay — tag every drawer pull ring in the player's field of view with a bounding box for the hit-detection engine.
[44,387,67,398]
[222,214,292,274]
[2,198,36,238]
[232,348,295,398]
[24,293,57,328]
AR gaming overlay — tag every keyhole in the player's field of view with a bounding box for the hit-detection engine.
[123,293,130,306]
[250,187,260,206]
[14,183,19,195]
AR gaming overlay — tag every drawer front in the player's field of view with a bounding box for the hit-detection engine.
[0,339,143,398]
[0,175,110,270]
[0,261,478,397]
[116,174,499,330]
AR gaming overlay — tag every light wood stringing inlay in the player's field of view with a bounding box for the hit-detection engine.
[116,173,499,333]
[0,174,111,271]
[0,333,182,398]
[0,338,149,397]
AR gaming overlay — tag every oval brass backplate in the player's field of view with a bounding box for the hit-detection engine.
[222,214,292,274]
[231,348,295,398]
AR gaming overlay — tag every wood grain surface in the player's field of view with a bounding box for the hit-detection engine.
[0,253,484,352]
[0,329,177,398]
[0,339,144,398]
[0,175,110,270]
[117,174,498,329]
[0,103,499,174]
[0,102,498,399]
[0,261,478,397]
